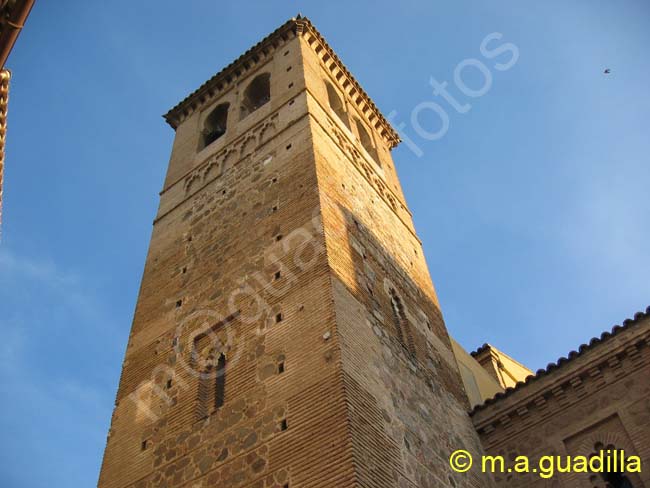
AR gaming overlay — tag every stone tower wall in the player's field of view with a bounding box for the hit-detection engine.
[98,18,492,488]
[99,30,357,488]
[300,32,489,488]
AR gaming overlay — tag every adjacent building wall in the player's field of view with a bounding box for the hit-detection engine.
[451,339,504,408]
[471,344,533,390]
[471,310,650,487]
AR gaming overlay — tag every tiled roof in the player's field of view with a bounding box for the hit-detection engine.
[470,306,650,415]
[470,343,491,358]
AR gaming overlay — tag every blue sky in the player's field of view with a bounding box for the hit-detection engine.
[1,1,649,486]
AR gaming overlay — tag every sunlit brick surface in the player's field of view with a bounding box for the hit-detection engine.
[98,17,491,488]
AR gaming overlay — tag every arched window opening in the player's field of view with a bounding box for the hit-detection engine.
[355,118,380,166]
[199,103,229,150]
[191,311,239,421]
[196,352,226,419]
[326,82,349,129]
[389,288,416,357]
[240,73,271,119]
[592,443,636,488]
[603,472,635,488]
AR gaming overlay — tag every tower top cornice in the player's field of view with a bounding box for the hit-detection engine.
[163,15,401,149]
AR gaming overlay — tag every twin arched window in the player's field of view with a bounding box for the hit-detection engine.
[198,73,272,151]
[325,80,380,166]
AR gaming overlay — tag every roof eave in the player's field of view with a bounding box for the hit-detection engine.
[469,305,650,415]
[162,15,401,149]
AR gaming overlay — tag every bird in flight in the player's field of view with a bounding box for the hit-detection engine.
[604,69,611,74]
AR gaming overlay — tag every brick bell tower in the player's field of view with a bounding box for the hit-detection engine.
[98,16,491,488]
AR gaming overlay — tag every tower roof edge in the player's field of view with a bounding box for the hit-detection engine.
[163,16,401,148]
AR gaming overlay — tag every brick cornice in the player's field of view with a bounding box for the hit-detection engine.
[163,15,400,150]
[471,314,650,443]
[471,307,650,416]
[163,18,297,129]
[297,18,400,149]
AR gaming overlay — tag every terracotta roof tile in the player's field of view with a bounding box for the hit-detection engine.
[470,306,650,415]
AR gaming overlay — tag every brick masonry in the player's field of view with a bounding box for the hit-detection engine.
[98,17,493,488]
[471,310,650,487]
